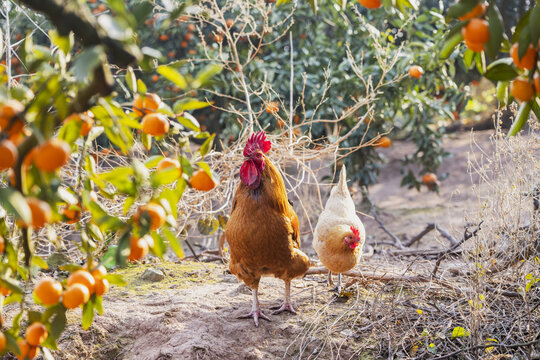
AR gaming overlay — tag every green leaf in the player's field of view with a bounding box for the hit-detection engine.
[82,299,95,330]
[440,32,463,59]
[71,46,105,82]
[484,4,503,59]
[126,66,137,93]
[451,326,470,338]
[193,64,223,88]
[307,0,318,13]
[178,113,200,131]
[511,8,532,43]
[507,101,532,137]
[529,5,540,46]
[157,65,188,90]
[496,81,509,107]
[49,30,73,55]
[173,98,213,113]
[137,79,147,95]
[149,232,166,258]
[518,24,532,59]
[162,228,185,259]
[0,188,31,223]
[133,1,153,25]
[31,256,48,269]
[200,134,215,158]
[179,157,193,177]
[151,167,181,187]
[484,63,518,82]
[95,294,104,315]
[446,0,478,20]
[97,14,132,41]
[103,273,127,286]
[115,227,132,266]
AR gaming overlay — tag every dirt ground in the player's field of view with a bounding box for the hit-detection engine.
[6,130,503,360]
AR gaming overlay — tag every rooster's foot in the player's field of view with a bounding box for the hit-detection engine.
[271,302,297,315]
[238,310,271,327]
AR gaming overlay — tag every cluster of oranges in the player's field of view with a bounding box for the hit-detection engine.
[460,3,489,53]
[0,263,110,359]
[509,43,539,103]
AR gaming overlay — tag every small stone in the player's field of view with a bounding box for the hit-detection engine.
[140,268,165,282]
[46,251,69,269]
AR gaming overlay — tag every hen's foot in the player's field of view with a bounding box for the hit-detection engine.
[271,302,297,315]
[238,310,271,327]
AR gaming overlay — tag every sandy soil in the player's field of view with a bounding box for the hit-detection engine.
[4,130,501,360]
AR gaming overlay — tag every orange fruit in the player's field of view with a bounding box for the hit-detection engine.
[95,278,110,296]
[374,136,391,148]
[190,169,216,191]
[141,113,169,136]
[34,277,63,305]
[408,65,423,79]
[464,38,484,52]
[461,18,490,44]
[0,99,24,118]
[0,236,4,253]
[132,93,161,117]
[159,34,169,41]
[64,113,94,136]
[510,79,534,103]
[62,283,90,309]
[25,322,48,346]
[422,173,437,185]
[265,102,279,114]
[184,33,193,41]
[26,198,52,229]
[16,339,39,360]
[0,118,24,137]
[23,147,37,168]
[358,0,381,9]
[134,203,166,230]
[67,270,96,294]
[188,49,197,55]
[128,236,149,261]
[0,286,10,296]
[0,332,5,351]
[0,140,18,171]
[34,139,71,172]
[157,157,182,177]
[534,73,540,94]
[226,18,234,28]
[214,34,224,43]
[168,51,175,58]
[459,2,486,21]
[89,264,107,280]
[61,206,80,224]
[151,74,159,83]
[510,43,536,70]
[181,41,188,48]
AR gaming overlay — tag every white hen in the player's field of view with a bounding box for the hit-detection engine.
[313,165,365,292]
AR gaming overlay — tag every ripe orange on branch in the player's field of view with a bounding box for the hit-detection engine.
[25,198,52,229]
[358,0,381,9]
[62,283,90,309]
[464,38,484,52]
[134,203,166,230]
[190,169,216,191]
[510,43,536,70]
[458,2,487,21]
[0,99,25,136]
[408,65,423,79]
[34,277,63,305]
[67,270,96,294]
[0,332,5,352]
[461,18,490,44]
[16,339,39,360]
[0,140,18,171]
[141,113,169,136]
[374,136,392,148]
[34,139,71,173]
[128,236,150,261]
[132,93,161,117]
[25,322,48,346]
[510,79,534,103]
[95,278,110,296]
[265,102,279,114]
[157,157,182,176]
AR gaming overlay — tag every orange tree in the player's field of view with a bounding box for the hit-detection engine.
[134,0,471,190]
[0,0,219,358]
[442,0,538,135]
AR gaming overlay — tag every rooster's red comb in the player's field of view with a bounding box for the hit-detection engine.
[350,226,360,239]
[243,131,272,157]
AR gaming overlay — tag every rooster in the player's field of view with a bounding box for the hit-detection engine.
[224,131,310,326]
[313,165,365,292]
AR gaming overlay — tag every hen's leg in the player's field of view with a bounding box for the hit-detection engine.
[238,287,271,327]
[271,280,296,315]
[327,271,333,286]
[336,273,342,293]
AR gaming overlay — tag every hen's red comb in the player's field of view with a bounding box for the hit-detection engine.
[350,226,360,239]
[243,131,272,157]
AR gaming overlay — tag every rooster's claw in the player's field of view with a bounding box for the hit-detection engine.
[238,310,271,327]
[271,302,297,315]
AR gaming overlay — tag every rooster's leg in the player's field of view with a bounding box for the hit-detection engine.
[271,280,296,315]
[238,287,271,327]
[326,271,333,286]
[329,273,343,293]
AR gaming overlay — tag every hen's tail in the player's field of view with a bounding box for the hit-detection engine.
[337,164,348,196]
